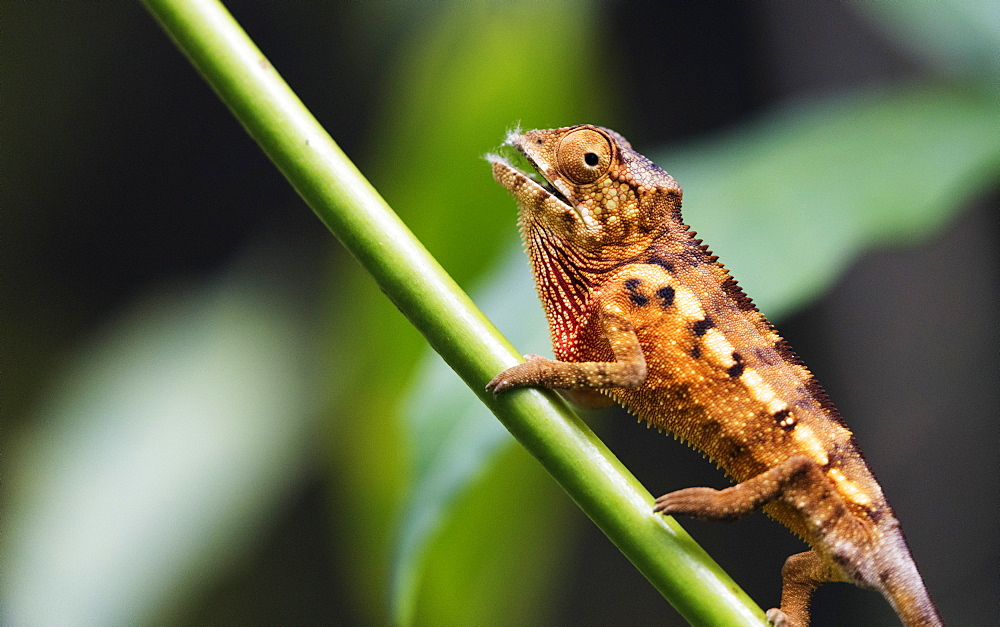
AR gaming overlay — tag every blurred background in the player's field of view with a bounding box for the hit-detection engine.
[3,1,998,625]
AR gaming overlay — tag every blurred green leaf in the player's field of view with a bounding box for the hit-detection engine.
[853,0,1000,79]
[664,83,1000,319]
[398,82,1000,623]
[3,258,319,625]
[408,444,574,626]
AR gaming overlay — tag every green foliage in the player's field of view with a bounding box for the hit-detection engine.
[3,260,319,623]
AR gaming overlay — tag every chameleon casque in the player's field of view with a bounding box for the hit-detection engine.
[485,125,941,626]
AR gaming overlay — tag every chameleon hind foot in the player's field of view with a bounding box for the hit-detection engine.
[765,608,790,627]
[766,550,835,627]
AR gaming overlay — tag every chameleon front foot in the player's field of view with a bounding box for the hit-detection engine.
[653,486,751,522]
[486,354,552,395]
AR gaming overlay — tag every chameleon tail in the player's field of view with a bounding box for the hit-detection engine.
[870,523,942,626]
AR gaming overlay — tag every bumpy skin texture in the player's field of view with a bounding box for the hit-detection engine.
[486,125,941,626]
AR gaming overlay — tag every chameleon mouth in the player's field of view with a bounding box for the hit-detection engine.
[533,172,573,206]
[486,152,575,214]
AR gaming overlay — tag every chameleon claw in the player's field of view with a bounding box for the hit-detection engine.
[487,354,548,395]
[485,375,510,395]
[764,608,790,627]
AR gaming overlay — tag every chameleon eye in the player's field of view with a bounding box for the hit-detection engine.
[556,128,612,183]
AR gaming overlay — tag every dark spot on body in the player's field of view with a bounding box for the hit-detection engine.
[656,285,675,308]
[692,316,714,336]
[773,338,850,429]
[701,418,722,435]
[703,422,747,462]
[868,505,887,525]
[624,278,648,306]
[815,487,832,504]
[707,428,748,462]
[726,352,745,378]
[773,408,795,431]
[690,343,702,359]
[646,255,675,273]
[878,568,892,585]
[831,547,855,569]
[726,440,747,460]
[825,440,855,469]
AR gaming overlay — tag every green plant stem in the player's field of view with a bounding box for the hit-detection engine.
[142,1,767,624]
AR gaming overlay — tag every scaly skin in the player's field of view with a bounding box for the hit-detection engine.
[485,125,941,626]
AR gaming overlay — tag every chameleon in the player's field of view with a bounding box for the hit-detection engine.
[485,125,942,626]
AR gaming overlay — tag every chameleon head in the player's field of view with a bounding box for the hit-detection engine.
[488,125,682,253]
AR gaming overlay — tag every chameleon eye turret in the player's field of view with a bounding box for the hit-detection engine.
[556,127,613,183]
[487,125,942,627]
